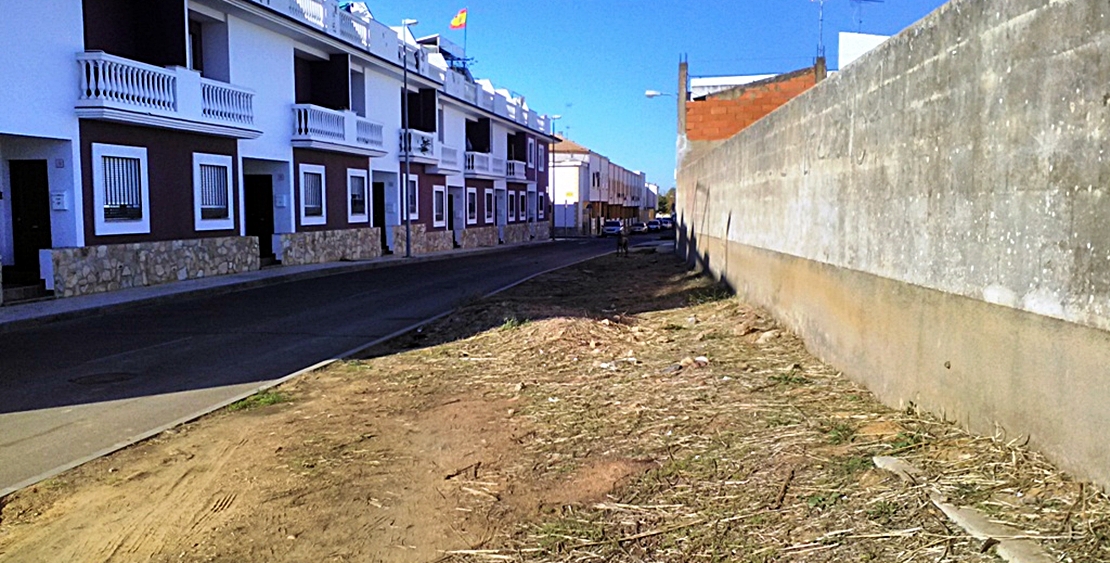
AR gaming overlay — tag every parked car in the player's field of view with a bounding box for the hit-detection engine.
[647,219,661,232]
[601,220,623,236]
[659,217,674,229]
[630,222,649,234]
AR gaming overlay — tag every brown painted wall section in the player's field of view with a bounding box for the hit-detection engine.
[292,149,370,231]
[80,121,238,246]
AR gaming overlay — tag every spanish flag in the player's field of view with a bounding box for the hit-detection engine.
[450,8,467,29]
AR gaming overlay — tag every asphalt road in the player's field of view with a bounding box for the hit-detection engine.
[0,238,614,495]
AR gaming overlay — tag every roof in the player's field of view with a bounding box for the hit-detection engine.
[553,136,591,154]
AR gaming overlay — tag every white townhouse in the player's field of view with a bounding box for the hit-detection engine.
[550,136,650,235]
[0,0,555,303]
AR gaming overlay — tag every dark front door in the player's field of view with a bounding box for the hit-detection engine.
[9,160,51,275]
[243,175,274,260]
[372,181,387,253]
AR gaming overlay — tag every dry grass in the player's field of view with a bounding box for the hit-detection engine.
[362,252,1110,562]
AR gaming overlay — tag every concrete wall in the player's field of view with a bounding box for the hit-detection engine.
[678,0,1110,488]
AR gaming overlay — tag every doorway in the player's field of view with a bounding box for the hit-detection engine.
[243,174,275,264]
[7,160,51,284]
[372,181,388,254]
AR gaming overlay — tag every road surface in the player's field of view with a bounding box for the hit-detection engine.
[0,239,613,495]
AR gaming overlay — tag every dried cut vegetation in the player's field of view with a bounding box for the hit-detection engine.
[0,250,1107,562]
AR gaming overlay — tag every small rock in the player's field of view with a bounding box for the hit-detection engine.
[694,356,710,367]
[756,330,779,344]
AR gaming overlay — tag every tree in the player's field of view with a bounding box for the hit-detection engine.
[657,187,676,216]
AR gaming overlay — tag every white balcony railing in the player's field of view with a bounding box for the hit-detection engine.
[506,160,527,181]
[292,104,385,153]
[202,79,254,125]
[76,51,256,135]
[465,152,492,176]
[400,129,437,159]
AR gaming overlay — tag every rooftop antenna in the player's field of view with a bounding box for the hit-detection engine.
[811,0,825,58]
[850,0,884,33]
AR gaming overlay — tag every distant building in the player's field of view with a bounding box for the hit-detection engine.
[549,136,648,235]
[838,32,889,69]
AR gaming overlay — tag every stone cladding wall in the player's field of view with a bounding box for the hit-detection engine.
[278,227,382,266]
[51,236,259,298]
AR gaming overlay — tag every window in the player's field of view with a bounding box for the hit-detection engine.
[405,176,419,220]
[466,187,477,225]
[527,137,535,168]
[538,145,545,172]
[347,168,369,224]
[299,163,326,226]
[432,185,446,227]
[538,191,545,219]
[437,107,445,143]
[193,153,234,231]
[508,191,517,222]
[92,143,150,236]
[484,189,494,223]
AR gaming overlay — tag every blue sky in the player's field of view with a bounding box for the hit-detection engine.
[371,1,950,191]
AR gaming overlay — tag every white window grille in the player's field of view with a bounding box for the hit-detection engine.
[92,143,150,236]
[538,144,545,172]
[405,176,419,220]
[300,163,326,226]
[433,185,446,227]
[348,168,369,224]
[527,137,535,168]
[508,192,517,222]
[484,188,494,223]
[466,187,477,225]
[193,153,235,231]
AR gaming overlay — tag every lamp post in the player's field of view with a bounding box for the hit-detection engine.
[401,18,418,258]
[548,114,561,239]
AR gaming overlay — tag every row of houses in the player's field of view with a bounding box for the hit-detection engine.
[0,1,556,304]
[549,137,657,236]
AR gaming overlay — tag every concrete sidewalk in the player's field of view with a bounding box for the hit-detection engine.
[0,240,553,334]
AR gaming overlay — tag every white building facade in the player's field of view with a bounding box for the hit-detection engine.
[0,0,555,303]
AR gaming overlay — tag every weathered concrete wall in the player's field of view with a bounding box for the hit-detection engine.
[678,0,1110,487]
[51,237,259,297]
[279,227,382,266]
[502,224,532,245]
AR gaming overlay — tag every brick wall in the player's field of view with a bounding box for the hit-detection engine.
[685,68,819,142]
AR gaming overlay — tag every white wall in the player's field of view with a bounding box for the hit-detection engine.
[228,15,295,162]
[0,1,84,140]
[491,123,508,161]
[442,105,466,155]
[366,67,401,173]
[838,32,889,70]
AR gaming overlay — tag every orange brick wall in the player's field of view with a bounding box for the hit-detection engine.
[685,72,818,141]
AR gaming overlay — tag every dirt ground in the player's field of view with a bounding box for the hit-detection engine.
[1,248,1107,562]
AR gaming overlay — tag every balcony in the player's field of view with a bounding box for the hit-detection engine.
[292,104,386,156]
[464,152,507,179]
[429,143,463,174]
[76,51,260,138]
[506,160,527,181]
[399,129,438,163]
[245,0,440,81]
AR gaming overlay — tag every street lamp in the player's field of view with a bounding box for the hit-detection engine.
[548,114,562,239]
[400,18,418,258]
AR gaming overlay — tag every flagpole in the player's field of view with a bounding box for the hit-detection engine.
[464,8,468,65]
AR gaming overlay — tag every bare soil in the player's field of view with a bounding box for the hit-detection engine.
[1,249,1107,562]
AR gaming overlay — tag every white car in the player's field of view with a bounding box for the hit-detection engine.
[602,220,623,236]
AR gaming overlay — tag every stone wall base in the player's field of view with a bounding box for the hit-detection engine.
[278,227,382,266]
[502,223,533,244]
[459,226,499,249]
[51,236,260,298]
[390,224,455,255]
